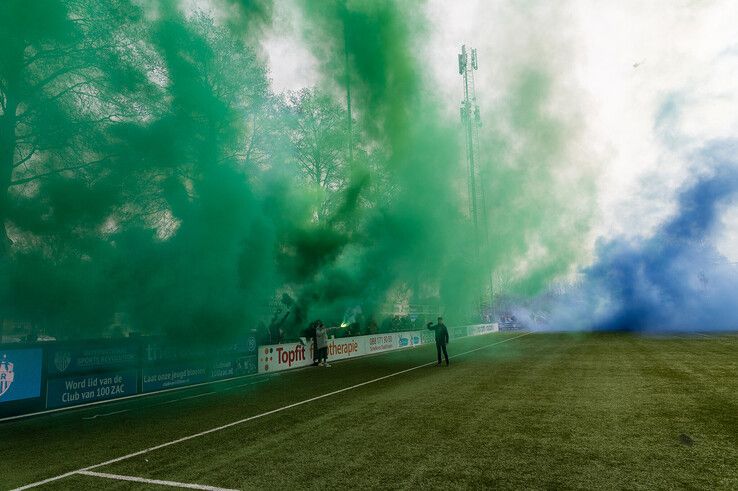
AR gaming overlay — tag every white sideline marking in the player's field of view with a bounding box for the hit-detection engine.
[82,409,130,420]
[12,332,531,491]
[76,470,238,491]
[224,380,267,391]
[0,371,269,423]
[149,392,213,408]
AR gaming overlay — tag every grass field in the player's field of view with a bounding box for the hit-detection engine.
[2,331,737,490]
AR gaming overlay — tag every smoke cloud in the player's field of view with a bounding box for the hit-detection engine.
[544,140,738,332]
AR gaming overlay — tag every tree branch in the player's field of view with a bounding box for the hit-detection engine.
[12,145,38,168]
[9,156,113,186]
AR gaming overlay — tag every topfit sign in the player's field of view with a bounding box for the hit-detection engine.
[258,342,313,373]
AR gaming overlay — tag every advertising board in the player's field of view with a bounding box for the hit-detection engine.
[467,323,499,337]
[46,370,138,408]
[365,333,397,354]
[258,342,313,373]
[210,359,236,380]
[398,331,423,348]
[450,326,468,339]
[209,356,257,380]
[0,348,43,404]
[255,324,505,376]
[418,329,436,345]
[326,336,365,361]
[142,363,209,392]
[47,343,138,375]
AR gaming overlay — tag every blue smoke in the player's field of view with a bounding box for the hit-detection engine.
[548,140,738,332]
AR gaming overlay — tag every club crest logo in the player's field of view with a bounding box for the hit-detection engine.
[53,351,72,373]
[0,354,14,398]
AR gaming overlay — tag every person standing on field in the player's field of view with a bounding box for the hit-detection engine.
[315,320,332,367]
[305,320,319,366]
[427,317,450,366]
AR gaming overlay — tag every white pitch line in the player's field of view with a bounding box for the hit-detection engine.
[12,331,531,491]
[0,371,269,423]
[149,392,214,408]
[224,380,268,391]
[82,409,130,420]
[76,470,239,491]
[178,392,215,402]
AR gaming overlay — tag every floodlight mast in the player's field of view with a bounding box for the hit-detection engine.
[459,45,479,234]
[459,44,493,320]
[343,9,353,165]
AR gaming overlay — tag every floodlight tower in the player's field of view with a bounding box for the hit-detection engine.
[458,45,486,246]
[343,20,353,165]
[459,45,493,318]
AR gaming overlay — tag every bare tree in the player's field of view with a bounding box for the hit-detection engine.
[286,89,350,221]
[0,0,155,256]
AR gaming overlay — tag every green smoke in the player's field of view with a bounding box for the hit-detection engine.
[481,68,596,298]
[292,0,483,322]
[0,0,595,341]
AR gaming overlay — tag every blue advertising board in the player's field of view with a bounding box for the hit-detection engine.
[234,355,257,376]
[234,335,258,356]
[142,335,258,366]
[142,363,209,392]
[0,348,43,404]
[210,355,258,381]
[47,343,138,375]
[210,359,236,380]
[46,370,138,409]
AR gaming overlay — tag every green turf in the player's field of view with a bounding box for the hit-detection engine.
[2,332,737,490]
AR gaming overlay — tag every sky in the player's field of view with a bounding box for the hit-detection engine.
[262,0,738,267]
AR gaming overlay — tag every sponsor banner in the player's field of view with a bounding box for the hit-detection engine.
[234,355,258,375]
[234,334,258,356]
[212,355,258,380]
[142,363,209,392]
[143,342,211,365]
[258,342,312,373]
[450,326,468,339]
[210,359,236,380]
[366,333,398,354]
[143,335,258,366]
[47,343,138,375]
[398,331,423,348]
[255,324,501,375]
[0,348,43,404]
[419,329,436,345]
[46,370,137,409]
[326,336,365,361]
[467,323,499,337]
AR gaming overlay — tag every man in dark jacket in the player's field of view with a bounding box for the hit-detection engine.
[427,317,450,366]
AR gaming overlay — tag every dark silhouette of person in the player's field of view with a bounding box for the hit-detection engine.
[269,309,290,344]
[427,317,449,366]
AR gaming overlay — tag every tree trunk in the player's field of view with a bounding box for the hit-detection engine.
[0,96,17,258]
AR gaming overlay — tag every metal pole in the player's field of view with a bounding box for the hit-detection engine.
[343,16,353,165]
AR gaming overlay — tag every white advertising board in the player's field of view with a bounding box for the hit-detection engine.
[258,342,313,373]
[398,331,424,348]
[365,333,398,355]
[257,323,501,374]
[467,323,499,337]
[326,336,366,361]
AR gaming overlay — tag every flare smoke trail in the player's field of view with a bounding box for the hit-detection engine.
[544,141,738,332]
